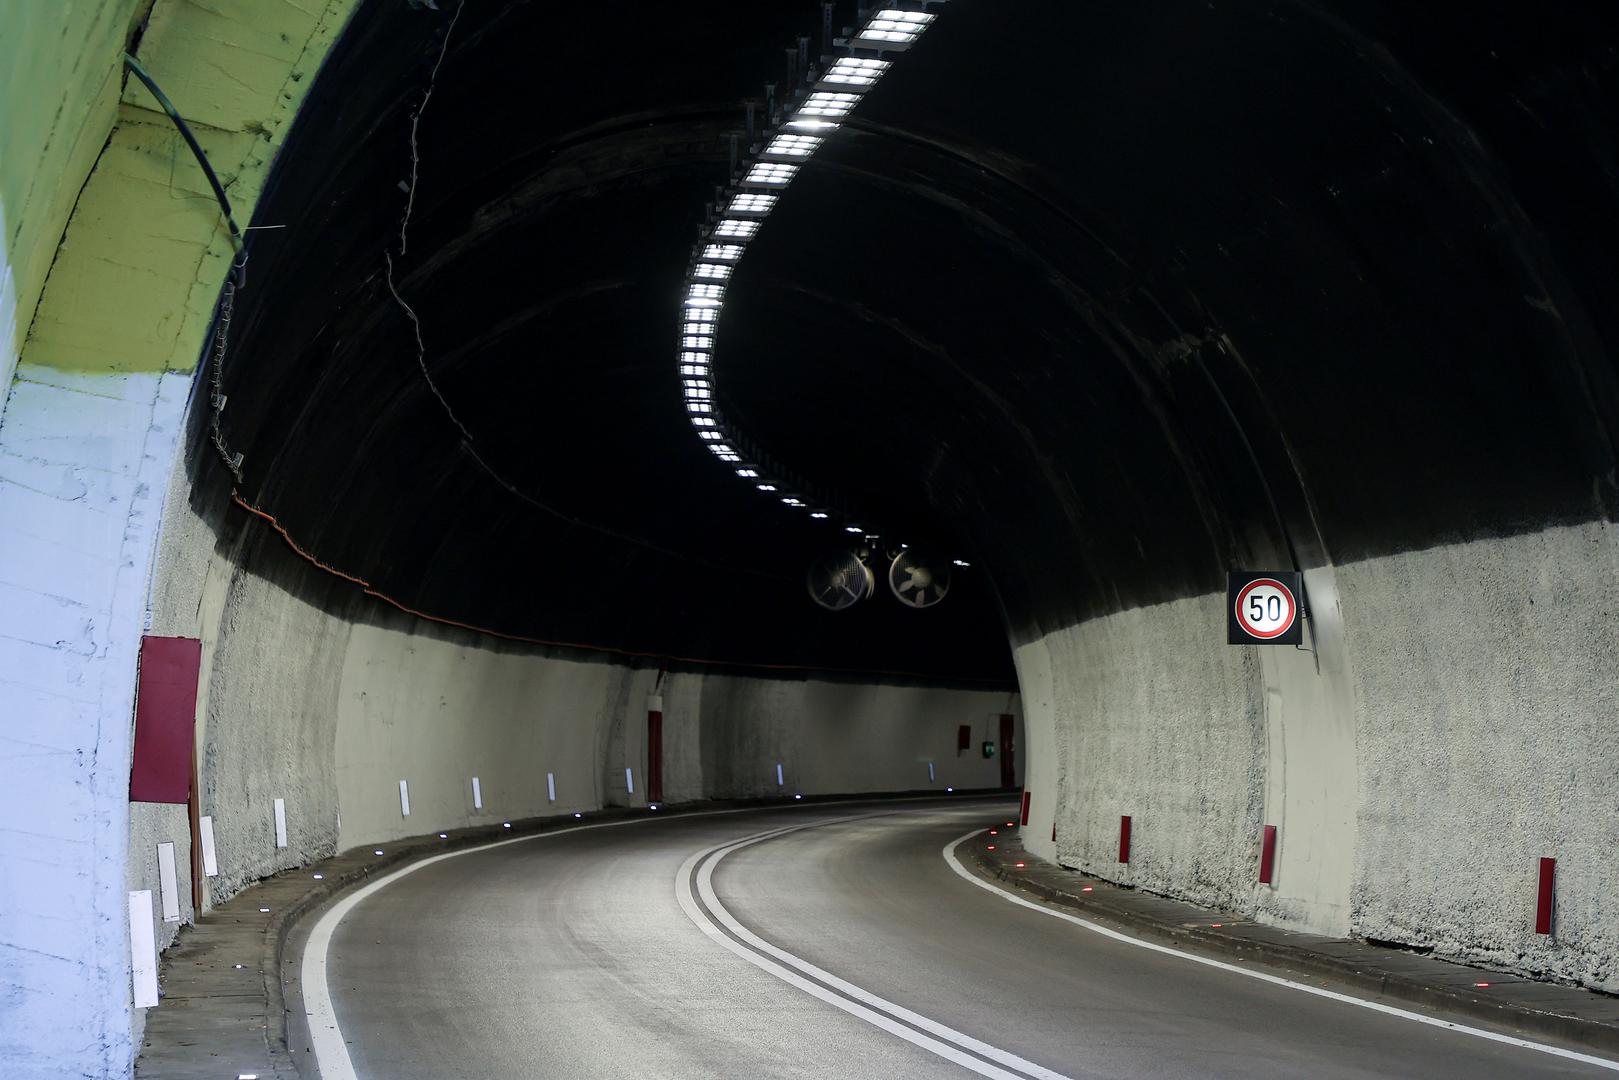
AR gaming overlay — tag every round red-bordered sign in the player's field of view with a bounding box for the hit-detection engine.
[1234,577,1298,640]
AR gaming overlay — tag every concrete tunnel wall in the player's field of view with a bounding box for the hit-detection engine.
[2,2,365,1075]
[0,6,1023,1074]
[1019,522,1619,993]
[137,457,1022,921]
[5,2,1619,1077]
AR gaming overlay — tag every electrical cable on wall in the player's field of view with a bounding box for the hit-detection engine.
[231,492,1013,687]
[122,51,246,482]
[379,3,787,580]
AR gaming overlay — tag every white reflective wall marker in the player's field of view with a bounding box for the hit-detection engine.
[928,762,936,783]
[273,798,288,849]
[156,842,180,923]
[472,776,483,810]
[625,767,635,796]
[776,763,785,787]
[398,779,411,817]
[199,815,219,877]
[129,891,159,1008]
[546,772,557,802]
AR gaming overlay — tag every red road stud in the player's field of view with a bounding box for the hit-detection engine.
[1014,862,1026,869]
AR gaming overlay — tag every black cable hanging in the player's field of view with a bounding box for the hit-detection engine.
[122,51,247,481]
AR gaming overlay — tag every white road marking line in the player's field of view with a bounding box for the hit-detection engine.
[301,801,934,1080]
[942,830,1619,1074]
[677,821,1074,1080]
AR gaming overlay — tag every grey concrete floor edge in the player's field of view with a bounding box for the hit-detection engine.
[133,789,1010,1079]
[969,833,1619,1057]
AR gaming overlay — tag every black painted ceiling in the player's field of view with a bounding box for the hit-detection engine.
[196,0,1618,677]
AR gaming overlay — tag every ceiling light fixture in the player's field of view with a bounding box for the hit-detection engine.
[854,10,936,49]
[794,91,860,118]
[784,117,841,132]
[743,162,799,188]
[762,133,823,159]
[713,218,761,238]
[727,192,777,216]
[674,2,949,544]
[821,57,891,87]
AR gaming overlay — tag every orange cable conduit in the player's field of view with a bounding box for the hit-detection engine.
[230,492,1013,687]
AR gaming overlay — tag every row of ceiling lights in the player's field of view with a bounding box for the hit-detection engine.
[675,3,970,570]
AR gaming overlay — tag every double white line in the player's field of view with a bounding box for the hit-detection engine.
[675,819,1073,1080]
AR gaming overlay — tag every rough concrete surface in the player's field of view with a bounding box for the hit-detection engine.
[1018,522,1619,995]
[1341,521,1619,992]
[1020,592,1266,915]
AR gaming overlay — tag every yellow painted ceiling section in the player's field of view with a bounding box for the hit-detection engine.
[1,0,150,373]
[16,0,360,378]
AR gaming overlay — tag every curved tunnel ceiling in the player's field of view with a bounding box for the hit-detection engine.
[198,0,1618,678]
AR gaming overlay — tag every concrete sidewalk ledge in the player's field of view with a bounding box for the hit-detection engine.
[966,829,1619,1058]
[134,789,1004,1079]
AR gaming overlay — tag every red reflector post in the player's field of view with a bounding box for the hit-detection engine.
[1259,824,1278,884]
[1119,815,1132,863]
[1019,791,1031,826]
[1536,857,1555,935]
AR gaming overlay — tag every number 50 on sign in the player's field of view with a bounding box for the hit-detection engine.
[1226,571,1304,645]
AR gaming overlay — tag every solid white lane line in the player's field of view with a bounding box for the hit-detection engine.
[677,821,1075,1080]
[302,805,828,1080]
[942,831,1619,1075]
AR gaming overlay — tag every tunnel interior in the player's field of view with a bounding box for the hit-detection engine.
[210,0,1617,670]
[5,2,1619,1075]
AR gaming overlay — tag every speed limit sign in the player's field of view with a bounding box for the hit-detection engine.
[1227,571,1304,645]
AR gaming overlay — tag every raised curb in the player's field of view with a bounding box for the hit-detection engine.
[966,831,1619,1058]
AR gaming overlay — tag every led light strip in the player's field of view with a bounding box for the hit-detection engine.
[676,4,970,569]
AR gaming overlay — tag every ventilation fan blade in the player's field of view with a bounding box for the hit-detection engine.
[886,550,951,609]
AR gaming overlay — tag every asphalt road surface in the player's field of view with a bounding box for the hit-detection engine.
[305,801,1616,1078]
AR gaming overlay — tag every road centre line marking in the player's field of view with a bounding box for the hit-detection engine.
[942,830,1619,1075]
[303,804,826,1080]
[677,818,1073,1080]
